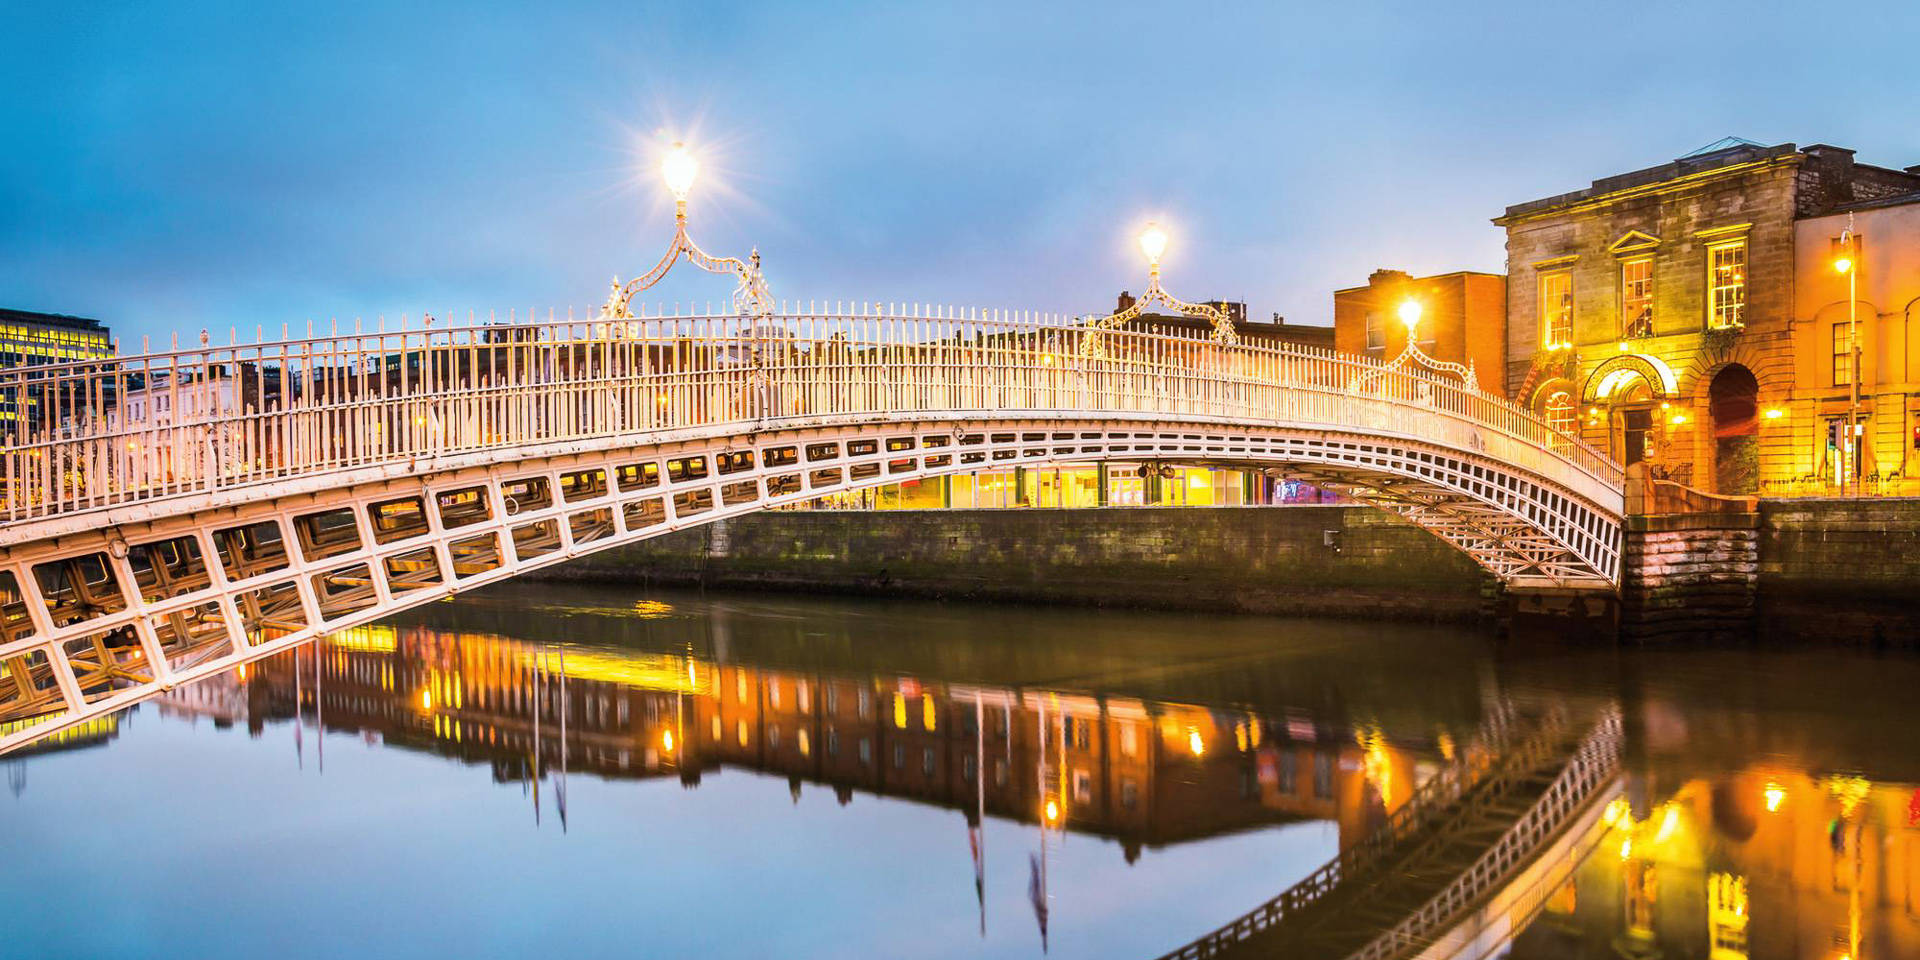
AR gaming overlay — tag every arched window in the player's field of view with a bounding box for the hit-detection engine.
[1544,391,1576,438]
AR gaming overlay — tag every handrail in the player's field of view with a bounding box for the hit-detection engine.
[1152,704,1569,960]
[1345,707,1624,960]
[0,312,1622,528]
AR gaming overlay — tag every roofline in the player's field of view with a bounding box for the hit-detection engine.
[1494,143,1803,226]
[1334,270,1506,295]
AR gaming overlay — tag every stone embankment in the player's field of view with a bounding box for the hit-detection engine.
[535,505,1495,621]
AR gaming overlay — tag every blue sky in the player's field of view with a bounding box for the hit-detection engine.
[4,1,1918,346]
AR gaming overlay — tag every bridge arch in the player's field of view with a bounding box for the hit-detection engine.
[0,311,1622,754]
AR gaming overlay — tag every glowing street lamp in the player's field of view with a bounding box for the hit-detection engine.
[1397,298,1423,341]
[601,140,773,319]
[1137,222,1169,269]
[1836,215,1860,494]
[661,142,698,202]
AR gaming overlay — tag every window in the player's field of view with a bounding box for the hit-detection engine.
[1832,323,1854,386]
[1621,258,1653,337]
[1708,240,1746,328]
[1540,272,1573,347]
[1279,752,1296,794]
[1364,312,1384,351]
[1313,752,1334,799]
[1544,391,1576,440]
[922,747,936,776]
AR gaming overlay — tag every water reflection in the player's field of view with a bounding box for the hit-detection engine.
[6,584,1920,960]
[153,605,1458,863]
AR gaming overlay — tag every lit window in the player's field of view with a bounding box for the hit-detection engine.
[1540,271,1573,347]
[1832,323,1853,386]
[1364,312,1384,351]
[1708,240,1746,328]
[1544,391,1576,441]
[1621,258,1653,337]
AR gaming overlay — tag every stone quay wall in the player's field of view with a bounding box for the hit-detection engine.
[536,506,1494,621]
[1756,498,1920,642]
[1620,513,1761,643]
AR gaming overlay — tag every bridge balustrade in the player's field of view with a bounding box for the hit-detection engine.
[0,311,1618,527]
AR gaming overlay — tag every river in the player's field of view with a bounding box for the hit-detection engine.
[3,582,1916,959]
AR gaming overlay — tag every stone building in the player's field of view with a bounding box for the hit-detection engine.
[1495,139,1920,493]
[1790,188,1920,493]
[1332,269,1507,394]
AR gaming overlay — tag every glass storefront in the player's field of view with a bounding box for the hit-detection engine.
[795,463,1334,511]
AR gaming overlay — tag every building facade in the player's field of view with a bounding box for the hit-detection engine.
[1495,140,1920,494]
[0,307,114,432]
[1790,190,1920,494]
[1333,269,1507,394]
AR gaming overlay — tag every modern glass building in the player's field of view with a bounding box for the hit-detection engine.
[0,308,114,430]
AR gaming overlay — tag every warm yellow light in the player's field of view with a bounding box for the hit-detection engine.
[661,142,698,201]
[1669,413,1688,425]
[1617,341,1630,352]
[662,728,675,752]
[1833,255,1853,275]
[419,689,433,711]
[1602,798,1629,827]
[1764,781,1785,812]
[1619,835,1632,861]
[1187,728,1205,756]
[1044,799,1061,823]
[1655,804,1679,844]
[1397,299,1422,330]
[1137,222,1168,265]
[1763,408,1785,420]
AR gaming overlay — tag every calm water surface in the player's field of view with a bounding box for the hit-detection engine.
[3,582,1917,960]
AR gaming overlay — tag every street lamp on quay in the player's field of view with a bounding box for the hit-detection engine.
[1834,214,1859,495]
[601,141,774,320]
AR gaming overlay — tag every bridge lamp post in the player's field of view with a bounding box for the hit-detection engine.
[1397,299,1423,349]
[1081,221,1236,352]
[600,141,774,320]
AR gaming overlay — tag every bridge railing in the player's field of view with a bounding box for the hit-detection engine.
[1151,703,1566,960]
[1345,706,1623,960]
[0,308,1620,525]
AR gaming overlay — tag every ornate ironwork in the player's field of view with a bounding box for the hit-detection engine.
[600,143,774,320]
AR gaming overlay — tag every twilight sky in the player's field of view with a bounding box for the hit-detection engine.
[4,1,1918,347]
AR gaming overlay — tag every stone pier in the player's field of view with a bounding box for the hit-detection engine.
[1617,465,1760,643]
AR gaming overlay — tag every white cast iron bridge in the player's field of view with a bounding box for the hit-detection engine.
[0,308,1622,755]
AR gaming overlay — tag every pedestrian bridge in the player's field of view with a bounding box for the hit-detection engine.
[0,309,1622,755]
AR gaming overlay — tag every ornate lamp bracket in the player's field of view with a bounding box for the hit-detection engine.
[600,144,774,321]
[1081,222,1237,358]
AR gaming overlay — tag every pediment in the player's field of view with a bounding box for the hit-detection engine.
[1608,230,1662,255]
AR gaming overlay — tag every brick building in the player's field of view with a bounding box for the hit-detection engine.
[1495,139,1920,493]
[1332,269,1507,394]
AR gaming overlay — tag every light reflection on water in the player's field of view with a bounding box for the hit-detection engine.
[3,582,1919,960]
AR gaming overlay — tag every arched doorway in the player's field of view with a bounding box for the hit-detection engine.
[1708,364,1759,494]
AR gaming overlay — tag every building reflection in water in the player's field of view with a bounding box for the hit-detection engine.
[1511,767,1920,960]
[153,619,1455,866]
